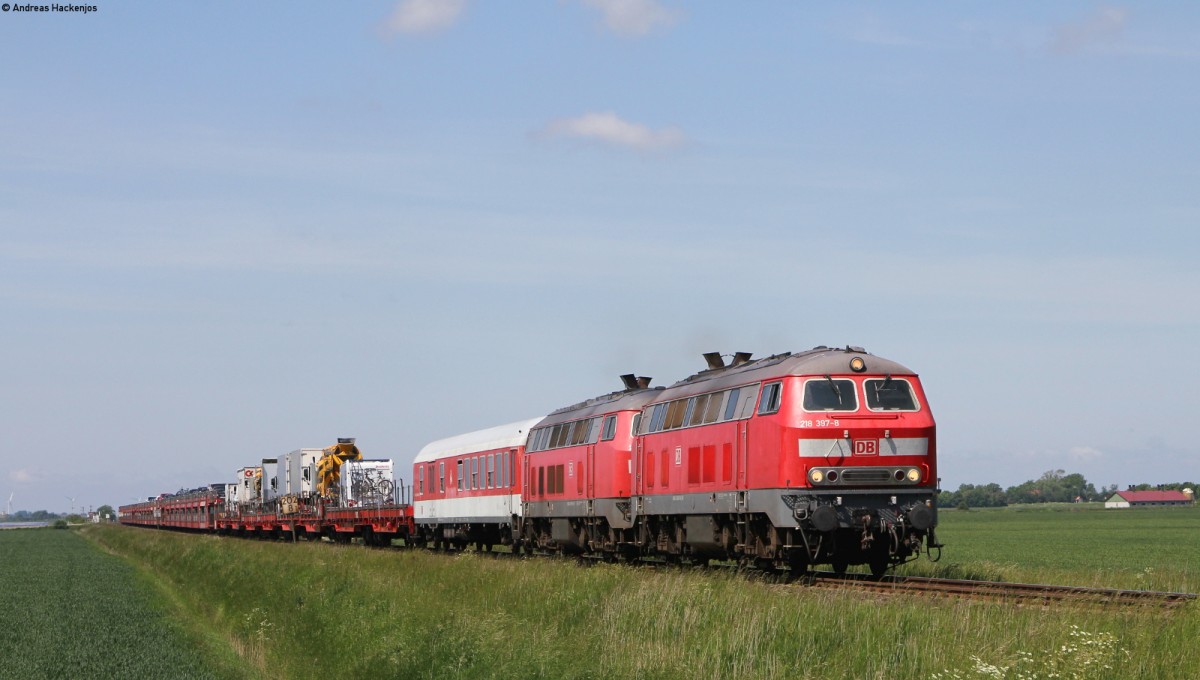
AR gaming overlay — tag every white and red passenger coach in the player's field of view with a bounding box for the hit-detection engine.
[414,346,940,576]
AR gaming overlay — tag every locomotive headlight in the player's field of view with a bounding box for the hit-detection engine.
[849,357,866,372]
[810,469,825,483]
[906,468,921,482]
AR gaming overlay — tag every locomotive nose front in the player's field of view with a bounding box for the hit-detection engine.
[789,365,938,574]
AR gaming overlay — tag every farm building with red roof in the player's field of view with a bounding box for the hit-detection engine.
[1104,489,1194,509]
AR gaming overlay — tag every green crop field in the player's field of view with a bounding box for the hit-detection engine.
[0,528,246,680]
[81,505,1199,680]
[901,504,1200,593]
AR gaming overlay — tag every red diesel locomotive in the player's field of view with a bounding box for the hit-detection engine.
[414,346,940,576]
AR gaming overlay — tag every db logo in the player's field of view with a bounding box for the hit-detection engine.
[853,440,878,455]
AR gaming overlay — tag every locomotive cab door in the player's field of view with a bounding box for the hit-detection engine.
[736,419,749,490]
[586,443,595,498]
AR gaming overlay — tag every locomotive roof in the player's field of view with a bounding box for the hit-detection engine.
[536,387,664,427]
[413,416,544,464]
[653,346,916,401]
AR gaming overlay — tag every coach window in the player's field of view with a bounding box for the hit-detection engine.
[601,415,617,441]
[865,378,919,411]
[758,382,783,415]
[457,460,464,491]
[439,462,445,493]
[803,378,858,411]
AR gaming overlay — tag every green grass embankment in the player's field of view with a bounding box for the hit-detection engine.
[0,528,246,680]
[83,517,1198,680]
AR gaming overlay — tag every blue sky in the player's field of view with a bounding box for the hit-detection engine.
[2,1,1197,513]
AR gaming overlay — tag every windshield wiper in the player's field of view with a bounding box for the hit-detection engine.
[824,374,842,405]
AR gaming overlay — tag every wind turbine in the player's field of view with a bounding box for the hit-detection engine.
[65,496,75,516]
[3,492,11,518]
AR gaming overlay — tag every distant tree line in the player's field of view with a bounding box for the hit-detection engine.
[2,508,114,523]
[940,469,1196,509]
[2,510,67,521]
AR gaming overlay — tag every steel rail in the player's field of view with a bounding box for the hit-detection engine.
[805,571,1197,608]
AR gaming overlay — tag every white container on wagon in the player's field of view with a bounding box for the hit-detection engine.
[340,459,396,507]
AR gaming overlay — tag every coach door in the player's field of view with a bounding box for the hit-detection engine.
[522,455,531,515]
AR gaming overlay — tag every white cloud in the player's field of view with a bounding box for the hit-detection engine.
[1051,6,1128,54]
[9,469,37,483]
[581,0,680,37]
[380,0,466,37]
[850,13,922,48]
[1069,446,1104,462]
[538,111,686,151]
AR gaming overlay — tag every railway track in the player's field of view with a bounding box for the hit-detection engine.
[805,571,1198,608]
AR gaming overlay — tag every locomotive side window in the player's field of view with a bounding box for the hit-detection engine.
[439,462,445,493]
[723,388,741,421]
[686,394,709,427]
[702,392,724,424]
[865,378,919,411]
[457,460,464,491]
[601,415,617,441]
[648,403,666,432]
[663,399,688,430]
[802,378,858,411]
[571,419,591,446]
[758,382,783,415]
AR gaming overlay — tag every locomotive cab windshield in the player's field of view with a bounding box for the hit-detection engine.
[802,378,857,411]
[865,377,919,411]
